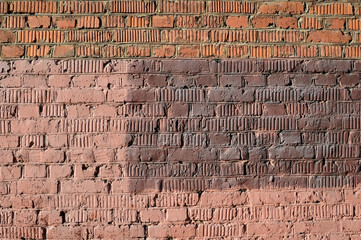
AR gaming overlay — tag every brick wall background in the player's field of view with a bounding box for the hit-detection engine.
[1,1,361,239]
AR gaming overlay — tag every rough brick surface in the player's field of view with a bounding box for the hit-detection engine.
[0,59,359,239]
[0,0,361,58]
[2,0,361,238]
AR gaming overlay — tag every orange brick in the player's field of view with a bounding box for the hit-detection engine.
[309,3,353,15]
[296,46,317,57]
[152,16,174,28]
[258,2,304,14]
[0,31,15,43]
[345,46,361,58]
[127,16,149,27]
[226,16,248,28]
[300,17,322,29]
[53,17,76,29]
[53,45,75,58]
[349,19,361,30]
[227,45,248,57]
[27,45,50,57]
[272,46,295,57]
[127,45,151,57]
[307,30,351,43]
[250,46,271,58]
[77,16,100,29]
[320,45,342,57]
[152,45,175,57]
[1,46,24,58]
[325,18,345,30]
[77,45,100,57]
[276,17,297,29]
[176,16,198,28]
[27,16,51,28]
[178,45,200,58]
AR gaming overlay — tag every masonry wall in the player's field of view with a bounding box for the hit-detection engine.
[1,1,361,240]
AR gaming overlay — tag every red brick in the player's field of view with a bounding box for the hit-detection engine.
[24,165,47,178]
[314,74,337,86]
[53,45,75,58]
[140,210,165,223]
[166,209,187,222]
[244,75,266,86]
[226,16,248,28]
[263,103,286,116]
[18,105,40,118]
[0,150,14,163]
[351,89,361,100]
[268,74,291,86]
[0,136,18,148]
[209,133,230,146]
[339,74,359,87]
[57,89,105,103]
[49,165,72,178]
[1,46,24,58]
[17,180,58,194]
[27,16,51,28]
[145,75,167,87]
[48,75,71,87]
[168,103,188,117]
[47,226,84,240]
[252,16,273,28]
[153,16,174,28]
[14,210,37,226]
[38,211,62,225]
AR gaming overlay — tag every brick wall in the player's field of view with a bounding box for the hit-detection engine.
[2,1,361,239]
[0,1,361,59]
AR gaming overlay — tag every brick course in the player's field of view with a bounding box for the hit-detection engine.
[0,1,360,58]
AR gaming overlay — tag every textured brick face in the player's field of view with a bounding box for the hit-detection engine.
[0,0,361,58]
[0,59,359,239]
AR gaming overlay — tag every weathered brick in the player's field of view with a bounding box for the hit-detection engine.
[226,16,248,28]
[153,16,174,28]
[53,45,75,58]
[27,16,51,28]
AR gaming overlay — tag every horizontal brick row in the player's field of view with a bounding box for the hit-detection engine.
[1,1,361,58]
[0,1,358,15]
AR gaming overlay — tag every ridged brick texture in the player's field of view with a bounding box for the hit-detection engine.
[2,0,361,239]
[0,1,361,58]
[0,58,360,239]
